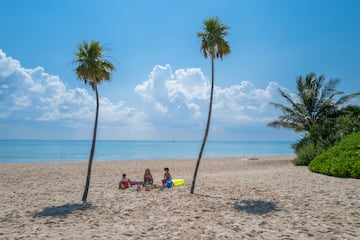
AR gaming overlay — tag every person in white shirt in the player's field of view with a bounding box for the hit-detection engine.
[118,173,131,189]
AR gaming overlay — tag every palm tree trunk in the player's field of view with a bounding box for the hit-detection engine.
[81,86,99,204]
[190,56,215,194]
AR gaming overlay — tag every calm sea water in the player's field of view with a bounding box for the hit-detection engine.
[0,140,294,163]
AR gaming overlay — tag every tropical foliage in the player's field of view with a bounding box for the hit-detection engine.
[268,73,360,165]
[191,17,230,194]
[268,73,359,132]
[309,131,360,178]
[74,40,115,203]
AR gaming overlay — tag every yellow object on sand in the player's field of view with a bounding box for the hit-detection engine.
[172,178,185,186]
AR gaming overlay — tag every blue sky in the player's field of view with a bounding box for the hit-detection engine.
[1,0,359,140]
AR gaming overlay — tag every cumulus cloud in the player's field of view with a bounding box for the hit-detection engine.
[213,81,282,123]
[135,64,284,129]
[135,64,210,122]
[0,49,141,127]
[1,49,292,140]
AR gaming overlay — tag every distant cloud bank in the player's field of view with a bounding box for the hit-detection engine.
[0,49,295,140]
[0,49,139,123]
[135,64,284,125]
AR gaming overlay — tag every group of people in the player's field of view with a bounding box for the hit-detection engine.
[118,167,173,190]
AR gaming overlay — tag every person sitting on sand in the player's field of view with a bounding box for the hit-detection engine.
[143,168,153,188]
[118,173,131,189]
[163,167,172,180]
[162,167,173,188]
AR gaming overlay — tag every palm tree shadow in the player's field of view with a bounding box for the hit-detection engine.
[233,200,281,215]
[33,203,95,218]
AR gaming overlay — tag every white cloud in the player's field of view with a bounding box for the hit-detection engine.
[0,50,21,78]
[213,81,283,123]
[154,102,168,114]
[0,49,294,140]
[135,65,210,121]
[0,49,143,130]
[132,64,296,139]
[135,64,284,126]
[10,95,31,110]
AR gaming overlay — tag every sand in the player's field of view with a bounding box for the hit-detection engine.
[0,155,359,239]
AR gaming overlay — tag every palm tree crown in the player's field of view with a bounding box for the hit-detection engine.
[268,73,360,133]
[75,41,114,89]
[197,17,231,60]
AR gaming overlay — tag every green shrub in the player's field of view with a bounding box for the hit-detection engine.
[293,141,326,166]
[309,131,360,178]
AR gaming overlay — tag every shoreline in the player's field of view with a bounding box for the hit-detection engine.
[1,155,359,239]
[0,154,296,165]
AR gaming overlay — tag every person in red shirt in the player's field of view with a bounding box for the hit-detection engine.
[118,173,131,189]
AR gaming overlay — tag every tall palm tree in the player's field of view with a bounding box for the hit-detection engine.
[267,72,360,133]
[74,40,114,204]
[190,17,230,194]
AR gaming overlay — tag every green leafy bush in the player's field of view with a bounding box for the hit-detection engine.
[292,134,330,166]
[308,131,360,178]
[293,141,326,166]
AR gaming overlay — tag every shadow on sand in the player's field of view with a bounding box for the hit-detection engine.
[233,200,281,215]
[33,202,95,218]
[195,193,239,201]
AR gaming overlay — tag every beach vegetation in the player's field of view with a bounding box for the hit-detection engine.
[308,131,360,178]
[292,140,326,166]
[268,73,360,165]
[191,17,231,194]
[292,107,360,165]
[74,40,115,203]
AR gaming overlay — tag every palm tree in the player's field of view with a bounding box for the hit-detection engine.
[74,41,115,204]
[267,72,360,133]
[190,17,231,194]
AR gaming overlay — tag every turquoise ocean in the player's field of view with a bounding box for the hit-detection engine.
[0,140,295,163]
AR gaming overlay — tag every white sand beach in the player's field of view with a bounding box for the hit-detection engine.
[1,156,359,239]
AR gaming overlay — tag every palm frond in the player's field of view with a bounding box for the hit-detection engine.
[197,16,230,60]
[268,72,360,134]
[74,41,115,90]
